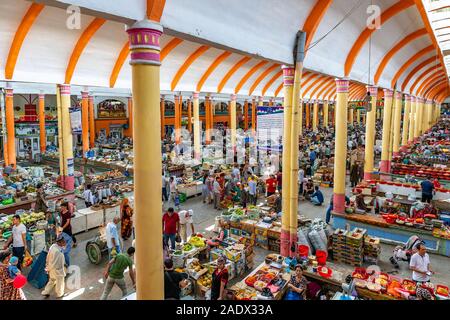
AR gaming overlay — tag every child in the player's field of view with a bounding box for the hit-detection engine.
[174,192,181,211]
[8,256,21,279]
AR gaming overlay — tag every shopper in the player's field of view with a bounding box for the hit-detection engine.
[101,247,135,300]
[420,176,434,203]
[41,235,66,298]
[34,183,48,212]
[350,162,359,188]
[265,175,277,197]
[0,251,26,300]
[106,217,121,258]
[202,173,209,204]
[162,208,180,250]
[162,171,169,202]
[120,198,133,241]
[56,227,72,266]
[248,177,257,206]
[3,215,27,271]
[326,195,350,224]
[169,176,178,205]
[164,258,189,300]
[285,265,308,300]
[213,177,222,210]
[410,243,434,284]
[210,255,229,300]
[298,167,305,197]
[60,202,77,248]
[83,184,95,207]
[178,209,194,243]
[310,186,324,206]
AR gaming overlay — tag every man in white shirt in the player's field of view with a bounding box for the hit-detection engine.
[410,244,434,283]
[3,214,27,270]
[106,217,121,259]
[178,209,194,243]
[213,177,222,210]
[298,168,305,197]
[83,184,95,207]
[41,235,66,298]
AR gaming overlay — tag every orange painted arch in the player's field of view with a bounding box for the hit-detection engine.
[171,45,210,91]
[65,18,106,84]
[348,84,361,99]
[235,61,268,94]
[323,85,335,100]
[196,51,232,92]
[373,28,427,85]
[317,80,335,100]
[425,82,448,99]
[345,0,415,76]
[274,82,284,97]
[262,71,282,97]
[416,73,446,96]
[248,63,279,96]
[217,57,251,93]
[414,70,445,96]
[302,0,333,50]
[401,56,438,92]
[5,3,45,80]
[147,0,166,22]
[303,76,328,98]
[390,45,435,89]
[350,86,366,101]
[301,73,320,90]
[311,78,333,100]
[109,37,183,88]
[422,78,447,98]
[409,65,442,94]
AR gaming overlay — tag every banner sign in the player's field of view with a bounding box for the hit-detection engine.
[257,106,284,153]
[69,108,82,134]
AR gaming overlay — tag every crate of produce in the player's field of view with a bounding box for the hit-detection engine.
[230,220,241,228]
[267,225,281,240]
[241,230,254,239]
[230,227,242,237]
[240,219,257,233]
[332,229,348,241]
[224,247,244,263]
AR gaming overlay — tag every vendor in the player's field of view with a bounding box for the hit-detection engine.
[310,186,324,206]
[211,255,229,300]
[34,183,48,212]
[265,175,277,197]
[355,191,369,213]
[303,179,314,200]
[410,244,434,284]
[285,265,308,300]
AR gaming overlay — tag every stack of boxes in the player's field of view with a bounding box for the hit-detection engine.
[240,219,257,246]
[255,221,271,250]
[364,235,381,264]
[268,224,281,252]
[332,228,365,267]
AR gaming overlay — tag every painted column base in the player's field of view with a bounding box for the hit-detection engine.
[60,175,75,191]
[280,229,290,257]
[333,193,345,214]
[393,152,400,157]
[379,160,390,173]
[363,172,372,181]
[290,233,298,258]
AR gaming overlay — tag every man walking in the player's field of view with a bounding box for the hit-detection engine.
[3,215,27,270]
[162,208,180,250]
[106,217,121,259]
[101,247,136,300]
[178,209,194,243]
[213,177,222,210]
[41,235,66,298]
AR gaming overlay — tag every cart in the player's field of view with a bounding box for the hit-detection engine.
[85,226,108,264]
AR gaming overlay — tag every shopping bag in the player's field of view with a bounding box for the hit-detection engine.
[22,250,33,268]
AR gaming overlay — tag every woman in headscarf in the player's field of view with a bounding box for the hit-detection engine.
[0,250,26,300]
[120,198,133,240]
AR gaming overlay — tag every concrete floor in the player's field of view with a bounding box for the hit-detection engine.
[17,177,450,300]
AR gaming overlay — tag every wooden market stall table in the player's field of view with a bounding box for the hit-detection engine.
[0,197,35,215]
[332,211,450,257]
[177,181,203,198]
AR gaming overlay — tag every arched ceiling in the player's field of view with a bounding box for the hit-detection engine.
[0,0,448,102]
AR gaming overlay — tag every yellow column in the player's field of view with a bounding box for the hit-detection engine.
[127,20,163,300]
[205,96,211,144]
[348,106,354,125]
[414,98,422,138]
[5,87,16,168]
[230,94,237,151]
[59,85,74,191]
[364,86,377,180]
[187,99,192,133]
[417,98,425,135]
[174,95,181,145]
[312,100,318,131]
[258,96,263,107]
[38,91,46,154]
[88,95,95,148]
[128,96,134,140]
[333,78,349,214]
[81,91,90,157]
[408,96,416,143]
[160,96,165,139]
[356,108,361,125]
[251,98,256,133]
[323,100,329,128]
[56,85,64,179]
[380,89,393,175]
[281,66,293,257]
[401,95,411,148]
[392,92,403,157]
[244,100,249,131]
[193,92,201,160]
[425,99,432,131]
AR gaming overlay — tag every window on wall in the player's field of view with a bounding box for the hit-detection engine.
[97,99,126,119]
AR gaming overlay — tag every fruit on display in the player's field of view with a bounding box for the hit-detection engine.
[235,288,257,300]
[253,280,268,291]
[182,243,194,252]
[189,236,206,248]
[198,273,212,288]
[402,280,416,294]
[436,286,449,297]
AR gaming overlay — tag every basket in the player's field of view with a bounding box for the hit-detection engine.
[36,220,48,230]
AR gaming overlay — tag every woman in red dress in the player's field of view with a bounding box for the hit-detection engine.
[0,251,25,300]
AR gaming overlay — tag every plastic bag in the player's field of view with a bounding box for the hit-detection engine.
[22,250,33,268]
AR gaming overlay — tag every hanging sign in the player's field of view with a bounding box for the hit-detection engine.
[69,108,82,134]
[257,106,284,152]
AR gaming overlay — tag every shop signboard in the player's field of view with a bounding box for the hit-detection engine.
[67,158,74,176]
[256,106,283,153]
[69,108,82,134]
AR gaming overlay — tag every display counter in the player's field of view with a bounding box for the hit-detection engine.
[0,197,34,215]
[177,181,203,198]
[77,207,104,230]
[332,212,450,257]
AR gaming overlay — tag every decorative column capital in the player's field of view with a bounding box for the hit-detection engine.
[405,94,411,102]
[410,96,416,103]
[231,94,237,101]
[88,95,94,101]
[281,65,295,87]
[335,78,350,93]
[426,99,432,105]
[258,96,263,103]
[5,88,13,97]
[38,90,45,100]
[59,84,70,95]
[127,19,163,66]
[81,91,89,99]
[383,89,393,98]
[193,92,199,99]
[395,92,403,100]
[366,85,378,97]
